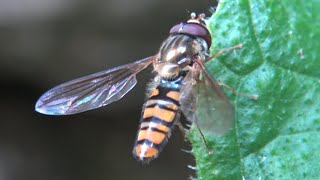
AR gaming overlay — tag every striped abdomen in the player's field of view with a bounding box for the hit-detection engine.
[133,77,183,162]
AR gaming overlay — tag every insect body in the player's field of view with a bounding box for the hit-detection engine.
[134,76,183,161]
[35,13,235,163]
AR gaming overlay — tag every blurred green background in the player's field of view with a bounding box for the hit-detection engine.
[0,0,217,179]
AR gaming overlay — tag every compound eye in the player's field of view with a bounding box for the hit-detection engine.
[169,23,211,48]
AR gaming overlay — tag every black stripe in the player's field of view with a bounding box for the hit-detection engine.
[140,126,167,135]
[149,88,180,106]
[142,117,174,128]
[136,139,162,148]
[145,103,177,112]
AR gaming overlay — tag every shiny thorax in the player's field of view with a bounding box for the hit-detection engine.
[154,32,209,79]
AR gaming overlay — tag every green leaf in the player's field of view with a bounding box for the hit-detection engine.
[187,0,320,179]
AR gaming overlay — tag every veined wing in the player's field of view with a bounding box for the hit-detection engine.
[35,56,155,115]
[180,61,234,135]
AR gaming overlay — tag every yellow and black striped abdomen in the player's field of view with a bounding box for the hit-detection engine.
[133,77,183,162]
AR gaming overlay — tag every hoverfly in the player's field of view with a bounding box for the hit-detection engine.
[35,13,240,163]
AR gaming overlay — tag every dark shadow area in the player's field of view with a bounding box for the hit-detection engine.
[0,0,217,179]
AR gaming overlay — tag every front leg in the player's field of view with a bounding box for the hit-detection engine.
[205,44,243,63]
[218,81,258,100]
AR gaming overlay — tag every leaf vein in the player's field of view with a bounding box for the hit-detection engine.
[245,0,265,71]
[233,0,269,177]
[268,61,320,81]
[280,130,320,137]
[243,130,320,160]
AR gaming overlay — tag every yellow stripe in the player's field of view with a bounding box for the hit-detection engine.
[140,122,150,129]
[149,88,159,97]
[154,124,170,132]
[143,107,155,119]
[166,91,180,101]
[135,144,159,158]
[137,129,166,144]
[164,103,178,111]
[143,106,176,122]
[141,122,170,132]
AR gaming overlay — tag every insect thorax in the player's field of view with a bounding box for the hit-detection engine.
[154,34,208,79]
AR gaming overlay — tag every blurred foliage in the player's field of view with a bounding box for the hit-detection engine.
[188,0,320,179]
[0,0,212,179]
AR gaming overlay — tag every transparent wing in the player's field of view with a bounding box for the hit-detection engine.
[180,61,234,135]
[35,56,155,115]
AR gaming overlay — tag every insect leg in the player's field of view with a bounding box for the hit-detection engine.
[217,81,258,100]
[204,44,243,63]
[195,121,213,154]
[176,120,187,138]
[176,120,195,154]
